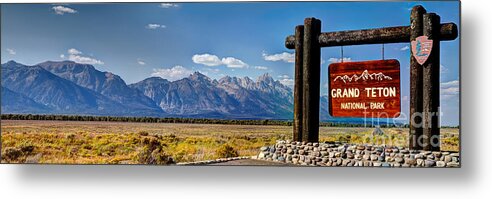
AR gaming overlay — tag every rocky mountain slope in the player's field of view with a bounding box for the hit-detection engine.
[2,60,331,120]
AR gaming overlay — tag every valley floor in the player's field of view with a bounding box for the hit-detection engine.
[0,120,459,164]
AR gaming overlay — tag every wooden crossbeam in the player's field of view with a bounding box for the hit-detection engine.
[285,23,457,49]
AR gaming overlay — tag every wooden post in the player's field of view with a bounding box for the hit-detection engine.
[409,5,426,150]
[293,25,304,141]
[423,13,441,151]
[302,18,321,142]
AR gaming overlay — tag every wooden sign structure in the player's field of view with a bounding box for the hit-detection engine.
[285,5,458,151]
[328,60,401,118]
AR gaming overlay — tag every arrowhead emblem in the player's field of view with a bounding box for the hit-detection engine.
[411,36,433,65]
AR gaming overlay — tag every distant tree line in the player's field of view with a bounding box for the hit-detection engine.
[1,114,295,126]
[0,114,448,128]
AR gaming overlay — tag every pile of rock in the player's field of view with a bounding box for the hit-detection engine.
[257,140,460,167]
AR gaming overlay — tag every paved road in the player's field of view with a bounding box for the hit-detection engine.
[206,159,294,166]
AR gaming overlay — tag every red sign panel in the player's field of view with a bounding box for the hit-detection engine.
[328,59,401,118]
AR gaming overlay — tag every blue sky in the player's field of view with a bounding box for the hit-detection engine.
[1,2,460,126]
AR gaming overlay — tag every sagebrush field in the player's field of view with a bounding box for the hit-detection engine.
[1,120,459,164]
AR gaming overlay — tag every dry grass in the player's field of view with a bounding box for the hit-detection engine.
[1,120,459,164]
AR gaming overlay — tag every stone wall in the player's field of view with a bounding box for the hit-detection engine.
[256,140,460,167]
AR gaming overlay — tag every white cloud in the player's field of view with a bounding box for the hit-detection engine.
[400,46,410,51]
[192,53,248,68]
[441,80,459,88]
[442,87,459,96]
[6,48,16,55]
[68,48,82,55]
[66,48,104,65]
[68,55,104,65]
[276,75,294,87]
[254,66,268,70]
[151,65,192,81]
[159,3,179,8]
[279,78,294,87]
[192,54,222,66]
[262,52,295,63]
[60,54,65,59]
[328,57,352,63]
[198,68,220,75]
[52,6,77,15]
[146,24,166,29]
[221,57,248,68]
[278,75,290,79]
[137,59,146,66]
[441,80,459,97]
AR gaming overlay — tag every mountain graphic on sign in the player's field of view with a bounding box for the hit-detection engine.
[333,70,392,84]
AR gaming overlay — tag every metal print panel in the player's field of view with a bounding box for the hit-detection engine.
[0,1,460,167]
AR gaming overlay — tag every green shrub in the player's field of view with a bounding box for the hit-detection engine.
[216,144,238,158]
[66,133,76,140]
[3,147,23,161]
[138,131,149,136]
[133,136,174,165]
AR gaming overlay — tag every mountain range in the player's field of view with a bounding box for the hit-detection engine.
[1,60,332,120]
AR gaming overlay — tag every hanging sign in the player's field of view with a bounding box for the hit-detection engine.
[411,36,433,65]
[328,59,401,118]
